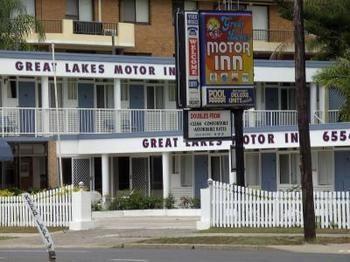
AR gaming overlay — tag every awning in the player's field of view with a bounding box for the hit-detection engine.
[0,139,13,161]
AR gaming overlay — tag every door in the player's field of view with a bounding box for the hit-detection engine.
[150,156,163,197]
[78,83,94,133]
[129,85,144,132]
[265,88,279,125]
[79,0,93,21]
[335,151,350,191]
[194,155,208,198]
[131,157,149,196]
[19,81,36,133]
[261,153,277,191]
[19,157,33,190]
[72,158,92,190]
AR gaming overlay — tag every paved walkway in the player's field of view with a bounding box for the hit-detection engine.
[0,216,349,254]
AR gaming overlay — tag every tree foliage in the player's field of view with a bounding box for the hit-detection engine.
[0,0,44,50]
[314,52,350,120]
[277,0,350,60]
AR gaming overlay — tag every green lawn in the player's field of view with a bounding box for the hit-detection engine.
[0,227,67,234]
[0,236,15,241]
[200,227,350,234]
[139,236,350,246]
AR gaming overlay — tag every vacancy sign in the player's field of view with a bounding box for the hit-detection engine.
[184,110,232,140]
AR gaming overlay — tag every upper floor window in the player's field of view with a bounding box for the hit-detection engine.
[120,0,149,24]
[22,0,35,16]
[66,0,79,20]
[172,0,197,24]
[66,0,93,21]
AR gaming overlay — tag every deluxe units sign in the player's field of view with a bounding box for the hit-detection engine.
[200,11,254,108]
[184,110,232,139]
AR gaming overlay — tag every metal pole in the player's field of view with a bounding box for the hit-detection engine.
[233,109,245,187]
[112,31,116,55]
[51,43,63,187]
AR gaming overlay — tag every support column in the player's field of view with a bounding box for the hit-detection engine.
[319,85,329,123]
[114,79,121,132]
[310,83,317,124]
[102,154,110,204]
[41,76,50,135]
[162,152,170,199]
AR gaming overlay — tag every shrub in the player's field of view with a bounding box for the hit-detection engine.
[164,194,175,209]
[109,191,163,210]
[179,196,201,209]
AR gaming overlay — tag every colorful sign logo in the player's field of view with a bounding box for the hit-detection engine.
[200,11,253,86]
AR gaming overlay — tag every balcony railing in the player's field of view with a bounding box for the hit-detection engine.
[253,29,294,42]
[36,20,63,33]
[0,108,182,137]
[73,21,118,36]
[0,108,343,137]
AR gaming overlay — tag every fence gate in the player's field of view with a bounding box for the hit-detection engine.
[72,158,92,190]
[131,157,149,196]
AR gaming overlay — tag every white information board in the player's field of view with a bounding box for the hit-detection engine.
[184,110,232,139]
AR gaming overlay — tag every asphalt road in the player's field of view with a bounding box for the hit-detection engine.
[0,248,349,262]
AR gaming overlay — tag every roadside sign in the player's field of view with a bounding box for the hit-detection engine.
[199,10,254,108]
[176,10,201,108]
[184,109,232,140]
[22,193,56,260]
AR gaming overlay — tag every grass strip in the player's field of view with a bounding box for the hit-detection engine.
[0,227,67,234]
[200,227,350,234]
[139,236,350,246]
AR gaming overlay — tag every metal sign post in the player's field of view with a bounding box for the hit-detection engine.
[22,193,56,261]
[176,4,254,187]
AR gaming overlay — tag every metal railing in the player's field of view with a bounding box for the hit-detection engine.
[36,19,63,33]
[243,110,298,128]
[253,29,294,42]
[73,21,118,35]
[0,108,343,137]
[0,107,182,137]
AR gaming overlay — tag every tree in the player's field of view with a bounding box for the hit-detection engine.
[314,52,350,121]
[0,0,44,50]
[294,0,316,241]
[277,0,350,60]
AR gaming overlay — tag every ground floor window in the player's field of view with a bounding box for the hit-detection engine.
[210,155,229,183]
[246,153,259,186]
[279,153,300,185]
[181,155,192,187]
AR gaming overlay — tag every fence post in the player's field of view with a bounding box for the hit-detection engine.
[196,179,213,230]
[69,182,95,231]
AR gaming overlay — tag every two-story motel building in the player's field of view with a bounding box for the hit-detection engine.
[0,0,349,204]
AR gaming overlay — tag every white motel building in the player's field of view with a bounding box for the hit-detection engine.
[0,0,349,204]
[0,51,349,203]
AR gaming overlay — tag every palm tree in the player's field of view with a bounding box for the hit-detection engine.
[0,0,44,50]
[314,51,350,121]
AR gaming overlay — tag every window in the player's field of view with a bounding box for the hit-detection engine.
[318,151,332,185]
[22,0,35,16]
[121,82,129,101]
[172,155,180,174]
[181,155,192,187]
[147,86,164,109]
[211,155,229,183]
[66,0,79,20]
[8,79,17,99]
[49,83,63,108]
[96,84,114,108]
[120,0,149,23]
[168,81,176,102]
[246,153,259,186]
[67,79,77,100]
[172,0,197,24]
[279,153,300,185]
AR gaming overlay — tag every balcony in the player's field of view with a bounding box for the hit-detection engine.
[28,19,135,49]
[0,108,343,137]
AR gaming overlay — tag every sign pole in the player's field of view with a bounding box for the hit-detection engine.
[233,109,245,187]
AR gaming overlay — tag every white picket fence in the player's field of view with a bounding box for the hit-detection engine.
[199,180,350,229]
[0,185,73,227]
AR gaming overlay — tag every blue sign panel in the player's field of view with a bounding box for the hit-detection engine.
[206,87,255,107]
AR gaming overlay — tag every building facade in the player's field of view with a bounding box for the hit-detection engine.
[0,0,349,204]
